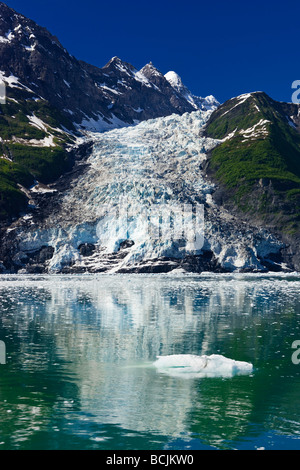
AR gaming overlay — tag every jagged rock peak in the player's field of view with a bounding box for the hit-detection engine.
[101,56,138,79]
[140,62,164,79]
[0,1,64,50]
[0,2,219,128]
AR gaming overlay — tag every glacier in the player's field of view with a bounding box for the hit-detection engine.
[9,108,284,274]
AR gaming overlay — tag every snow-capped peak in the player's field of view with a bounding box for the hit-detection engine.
[165,70,220,112]
[164,71,185,92]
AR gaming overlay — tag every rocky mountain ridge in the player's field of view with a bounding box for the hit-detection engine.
[0,2,219,130]
[204,91,300,270]
[0,1,218,222]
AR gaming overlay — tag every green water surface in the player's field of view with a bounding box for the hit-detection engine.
[0,273,300,450]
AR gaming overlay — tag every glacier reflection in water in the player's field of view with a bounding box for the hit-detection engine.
[0,273,300,449]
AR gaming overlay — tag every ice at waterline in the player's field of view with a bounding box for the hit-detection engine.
[153,354,254,379]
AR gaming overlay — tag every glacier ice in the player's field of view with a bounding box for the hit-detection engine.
[14,108,284,273]
[154,354,253,378]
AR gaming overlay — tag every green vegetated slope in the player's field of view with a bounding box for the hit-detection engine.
[0,83,76,219]
[205,92,300,238]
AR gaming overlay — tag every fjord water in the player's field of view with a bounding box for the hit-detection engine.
[0,274,300,450]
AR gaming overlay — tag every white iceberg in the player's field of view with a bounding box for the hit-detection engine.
[153,354,253,379]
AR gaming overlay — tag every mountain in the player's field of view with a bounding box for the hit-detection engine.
[0,2,217,130]
[0,1,218,221]
[1,88,300,274]
[0,2,84,220]
[0,2,299,274]
[0,109,286,275]
[165,71,219,111]
[7,91,297,275]
[204,91,300,270]
[0,75,77,220]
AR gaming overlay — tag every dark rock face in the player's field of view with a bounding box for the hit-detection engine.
[0,2,92,124]
[139,63,196,115]
[116,251,229,274]
[25,264,45,274]
[179,251,229,273]
[119,240,135,250]
[0,3,200,128]
[1,244,55,273]
[30,246,55,264]
[78,243,96,257]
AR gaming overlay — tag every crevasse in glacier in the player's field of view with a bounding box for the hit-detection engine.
[17,109,283,273]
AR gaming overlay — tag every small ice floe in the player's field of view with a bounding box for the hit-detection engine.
[153,354,253,379]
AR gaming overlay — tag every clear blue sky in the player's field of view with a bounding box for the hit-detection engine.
[4,0,300,103]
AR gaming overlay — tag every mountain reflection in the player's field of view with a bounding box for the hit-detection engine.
[0,273,300,449]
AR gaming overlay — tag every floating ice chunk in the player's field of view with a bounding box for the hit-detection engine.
[153,354,253,378]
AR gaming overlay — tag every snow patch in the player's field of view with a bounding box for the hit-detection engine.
[31,183,57,193]
[0,72,35,94]
[221,93,253,117]
[133,70,154,88]
[78,113,129,132]
[0,30,15,43]
[27,114,48,132]
[240,119,270,140]
[287,116,297,128]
